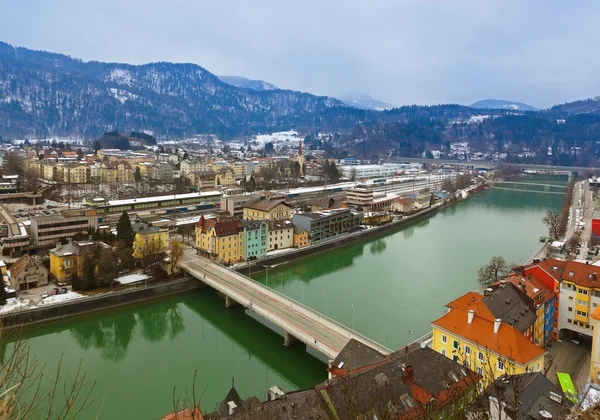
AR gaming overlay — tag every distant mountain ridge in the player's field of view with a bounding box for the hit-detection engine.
[550,97,600,115]
[0,41,346,139]
[217,75,278,91]
[470,99,538,112]
[338,93,396,111]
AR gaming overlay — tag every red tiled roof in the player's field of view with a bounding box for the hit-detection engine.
[432,307,546,366]
[560,260,600,288]
[525,258,566,281]
[445,292,495,321]
[197,216,243,237]
[9,254,42,279]
[499,274,555,305]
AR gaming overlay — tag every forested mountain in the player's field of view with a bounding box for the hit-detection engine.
[550,97,600,115]
[470,99,538,112]
[0,42,345,139]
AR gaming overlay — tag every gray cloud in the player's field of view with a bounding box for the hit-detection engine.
[1,0,598,108]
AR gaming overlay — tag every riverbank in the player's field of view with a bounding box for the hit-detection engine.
[1,277,202,330]
[236,186,484,276]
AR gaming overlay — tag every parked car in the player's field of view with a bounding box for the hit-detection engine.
[50,288,59,295]
[42,291,49,299]
[59,287,68,294]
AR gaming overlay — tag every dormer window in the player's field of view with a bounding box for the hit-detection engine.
[569,272,574,277]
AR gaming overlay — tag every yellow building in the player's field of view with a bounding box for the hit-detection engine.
[64,164,90,183]
[293,228,311,249]
[100,161,133,183]
[215,167,236,188]
[243,197,291,221]
[132,222,169,259]
[50,241,110,283]
[431,292,546,385]
[196,216,244,264]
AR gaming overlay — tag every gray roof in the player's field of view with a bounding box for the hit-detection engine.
[244,197,289,212]
[478,373,573,420]
[332,338,387,372]
[50,241,109,257]
[241,220,267,231]
[484,282,537,333]
[132,222,162,235]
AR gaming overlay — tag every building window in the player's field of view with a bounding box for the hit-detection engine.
[536,362,541,371]
[498,360,505,371]
[442,335,447,344]
[476,366,483,375]
[478,352,484,362]
[453,355,459,362]
[464,345,471,355]
[453,340,459,349]
[568,307,573,312]
[441,349,446,356]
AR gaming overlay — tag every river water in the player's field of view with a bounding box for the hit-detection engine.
[5,178,565,419]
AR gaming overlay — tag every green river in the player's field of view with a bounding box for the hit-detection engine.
[4,178,565,419]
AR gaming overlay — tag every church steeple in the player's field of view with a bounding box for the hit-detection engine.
[298,139,303,156]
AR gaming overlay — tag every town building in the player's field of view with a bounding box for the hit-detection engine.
[293,227,310,249]
[469,372,573,420]
[30,209,98,248]
[215,167,236,189]
[85,191,222,214]
[220,194,259,218]
[338,163,409,180]
[307,195,347,212]
[100,160,133,183]
[49,240,110,283]
[523,258,566,339]
[589,305,600,384]
[196,216,244,264]
[391,197,415,213]
[0,205,29,257]
[190,170,218,190]
[431,289,546,385]
[499,273,556,348]
[556,260,600,339]
[243,197,291,221]
[148,162,174,181]
[266,219,294,251]
[9,254,48,290]
[132,222,169,260]
[201,342,480,420]
[292,208,361,245]
[241,220,268,260]
[346,185,373,210]
[181,159,209,178]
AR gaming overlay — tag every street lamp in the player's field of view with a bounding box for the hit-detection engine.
[265,265,269,288]
[300,281,305,304]
[352,303,355,330]
[279,273,283,292]
[323,291,328,316]
[381,319,386,346]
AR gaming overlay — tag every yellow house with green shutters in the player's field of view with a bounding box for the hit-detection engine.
[431,291,546,386]
[132,222,169,260]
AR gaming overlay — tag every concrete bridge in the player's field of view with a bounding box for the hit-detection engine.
[491,181,567,195]
[179,249,391,361]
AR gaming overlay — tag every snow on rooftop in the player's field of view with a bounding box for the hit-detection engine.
[38,291,83,306]
[116,273,149,285]
[101,191,222,207]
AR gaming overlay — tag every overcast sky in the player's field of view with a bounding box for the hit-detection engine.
[1,0,599,108]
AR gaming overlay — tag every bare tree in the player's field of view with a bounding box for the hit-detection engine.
[169,239,184,276]
[543,210,562,240]
[477,256,512,287]
[0,325,96,419]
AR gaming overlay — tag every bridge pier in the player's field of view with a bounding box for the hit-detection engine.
[225,295,241,309]
[283,332,300,347]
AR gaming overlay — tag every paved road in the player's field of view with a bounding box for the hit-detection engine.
[546,339,590,390]
[179,249,390,360]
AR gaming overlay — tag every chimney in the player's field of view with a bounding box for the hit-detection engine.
[494,319,501,333]
[594,273,597,282]
[402,366,414,384]
[500,280,506,288]
[485,288,493,296]
[468,310,475,324]
[56,241,61,249]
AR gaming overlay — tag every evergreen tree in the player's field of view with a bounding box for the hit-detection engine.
[76,148,84,159]
[116,211,135,246]
[93,140,102,153]
[134,167,142,182]
[248,174,256,192]
[0,281,6,306]
[82,256,97,290]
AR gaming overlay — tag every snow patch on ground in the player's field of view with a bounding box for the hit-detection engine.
[107,68,133,86]
[38,291,83,306]
[0,297,31,314]
[254,131,300,146]
[116,273,149,285]
[108,88,138,104]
